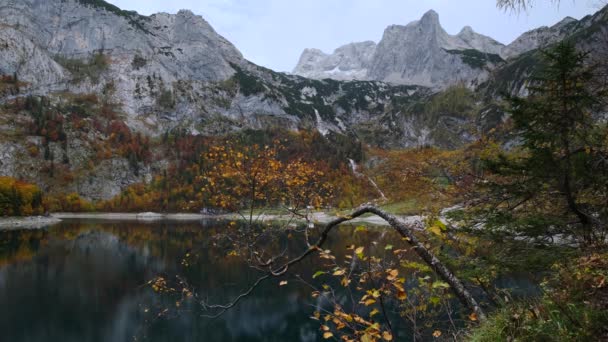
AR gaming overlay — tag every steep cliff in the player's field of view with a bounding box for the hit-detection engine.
[294,10,505,88]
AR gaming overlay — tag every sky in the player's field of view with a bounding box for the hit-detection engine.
[107,0,601,72]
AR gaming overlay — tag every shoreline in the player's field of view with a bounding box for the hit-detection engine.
[51,212,423,227]
[0,216,63,230]
[1,212,424,230]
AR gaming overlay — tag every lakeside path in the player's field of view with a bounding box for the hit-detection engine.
[50,212,425,228]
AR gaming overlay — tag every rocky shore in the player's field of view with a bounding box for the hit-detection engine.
[0,216,62,230]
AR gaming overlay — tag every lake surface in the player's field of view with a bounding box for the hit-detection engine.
[0,219,423,342]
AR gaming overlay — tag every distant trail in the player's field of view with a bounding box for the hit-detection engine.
[348,158,387,201]
[0,82,69,104]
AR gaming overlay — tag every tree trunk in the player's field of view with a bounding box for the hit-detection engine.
[349,206,488,322]
[295,205,487,321]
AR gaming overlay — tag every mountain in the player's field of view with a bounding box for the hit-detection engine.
[480,5,608,98]
[0,0,454,199]
[293,10,506,88]
[293,8,606,88]
[294,41,376,81]
[501,16,579,59]
[0,0,606,200]
[0,0,247,130]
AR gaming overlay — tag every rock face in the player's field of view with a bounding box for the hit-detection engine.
[0,0,243,79]
[0,0,606,200]
[293,41,376,81]
[0,0,246,131]
[501,17,579,59]
[368,10,504,88]
[292,8,608,87]
[293,10,506,88]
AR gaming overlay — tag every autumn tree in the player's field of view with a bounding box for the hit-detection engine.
[198,141,332,224]
[0,177,44,216]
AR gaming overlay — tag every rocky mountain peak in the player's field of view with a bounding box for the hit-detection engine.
[177,9,195,16]
[458,26,475,36]
[420,9,441,27]
[294,9,505,88]
[500,14,581,59]
[556,16,577,27]
[292,42,376,81]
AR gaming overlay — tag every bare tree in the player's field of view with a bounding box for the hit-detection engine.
[496,0,561,11]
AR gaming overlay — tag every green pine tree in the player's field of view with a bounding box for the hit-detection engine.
[477,42,608,246]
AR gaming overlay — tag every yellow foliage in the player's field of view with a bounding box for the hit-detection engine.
[0,176,44,216]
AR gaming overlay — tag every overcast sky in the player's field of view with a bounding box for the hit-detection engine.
[107,0,600,72]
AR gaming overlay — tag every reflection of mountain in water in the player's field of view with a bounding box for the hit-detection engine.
[0,220,463,341]
[0,221,366,341]
[0,228,164,342]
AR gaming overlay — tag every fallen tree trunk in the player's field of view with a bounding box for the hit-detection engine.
[354,206,487,322]
[207,204,488,322]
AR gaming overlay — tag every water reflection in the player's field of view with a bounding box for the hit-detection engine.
[0,220,415,342]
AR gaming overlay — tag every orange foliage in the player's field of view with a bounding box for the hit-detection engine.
[199,142,333,212]
[0,177,44,216]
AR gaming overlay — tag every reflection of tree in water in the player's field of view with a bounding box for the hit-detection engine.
[0,218,480,341]
[0,225,162,342]
[1,221,386,341]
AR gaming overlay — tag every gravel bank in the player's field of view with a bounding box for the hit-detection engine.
[0,216,62,230]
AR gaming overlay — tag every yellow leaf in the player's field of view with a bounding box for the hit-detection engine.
[279,280,288,286]
[386,269,399,281]
[363,299,376,306]
[429,225,443,236]
[397,291,407,300]
[433,330,442,338]
[469,312,478,321]
[361,334,373,342]
[355,246,365,255]
[341,277,351,287]
[382,331,393,341]
[323,332,333,339]
[333,269,346,276]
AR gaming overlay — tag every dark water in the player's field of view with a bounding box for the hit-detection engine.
[0,219,423,342]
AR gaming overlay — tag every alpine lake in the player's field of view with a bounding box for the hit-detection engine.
[0,218,534,341]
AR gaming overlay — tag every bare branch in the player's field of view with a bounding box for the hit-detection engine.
[497,0,561,12]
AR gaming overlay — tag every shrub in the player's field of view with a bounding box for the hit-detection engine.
[56,52,109,83]
[469,253,608,342]
[157,89,175,109]
[131,55,147,70]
